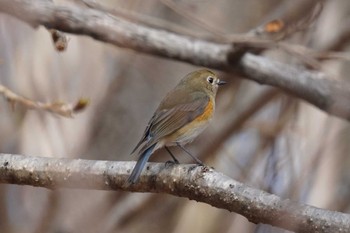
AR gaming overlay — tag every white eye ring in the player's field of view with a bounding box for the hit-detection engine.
[207,76,214,84]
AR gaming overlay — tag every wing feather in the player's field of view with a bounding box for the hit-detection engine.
[131,94,209,154]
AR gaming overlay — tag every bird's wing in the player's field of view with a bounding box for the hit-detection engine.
[131,95,209,154]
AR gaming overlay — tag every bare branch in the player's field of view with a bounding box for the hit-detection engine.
[238,54,350,120]
[0,153,349,233]
[0,84,88,117]
[0,0,350,121]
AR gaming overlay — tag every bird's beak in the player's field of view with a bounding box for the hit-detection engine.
[217,80,227,86]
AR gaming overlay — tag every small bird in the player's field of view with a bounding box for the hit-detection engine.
[128,69,226,184]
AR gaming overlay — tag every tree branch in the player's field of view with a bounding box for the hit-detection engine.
[0,153,349,233]
[1,0,350,120]
[0,84,88,117]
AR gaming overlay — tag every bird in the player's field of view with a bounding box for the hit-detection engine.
[128,69,226,184]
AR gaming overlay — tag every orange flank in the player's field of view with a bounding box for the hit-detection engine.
[164,98,214,144]
[195,98,214,123]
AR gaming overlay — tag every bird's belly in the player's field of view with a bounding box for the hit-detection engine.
[165,119,210,146]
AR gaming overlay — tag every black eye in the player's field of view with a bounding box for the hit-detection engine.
[207,77,214,84]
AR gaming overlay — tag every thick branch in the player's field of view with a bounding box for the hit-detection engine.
[1,0,350,120]
[239,54,350,119]
[0,154,349,233]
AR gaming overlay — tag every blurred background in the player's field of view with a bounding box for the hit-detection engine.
[1,0,350,232]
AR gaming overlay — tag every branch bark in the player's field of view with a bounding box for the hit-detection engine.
[1,0,350,120]
[0,154,349,233]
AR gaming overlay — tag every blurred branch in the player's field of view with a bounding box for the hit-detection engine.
[201,89,281,161]
[33,191,59,233]
[246,1,322,41]
[239,54,350,120]
[0,154,349,233]
[323,21,350,52]
[79,0,209,38]
[159,0,226,39]
[0,84,89,117]
[1,0,350,121]
[0,186,11,232]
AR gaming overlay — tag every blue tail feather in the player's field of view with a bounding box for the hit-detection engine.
[128,144,156,184]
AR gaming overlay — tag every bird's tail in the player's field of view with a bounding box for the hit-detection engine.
[127,144,156,184]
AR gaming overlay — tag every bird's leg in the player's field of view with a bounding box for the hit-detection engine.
[176,143,204,166]
[165,146,180,164]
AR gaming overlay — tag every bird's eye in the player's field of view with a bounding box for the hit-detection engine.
[207,76,214,84]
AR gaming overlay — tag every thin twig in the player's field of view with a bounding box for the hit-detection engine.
[0,84,89,117]
[159,0,226,40]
